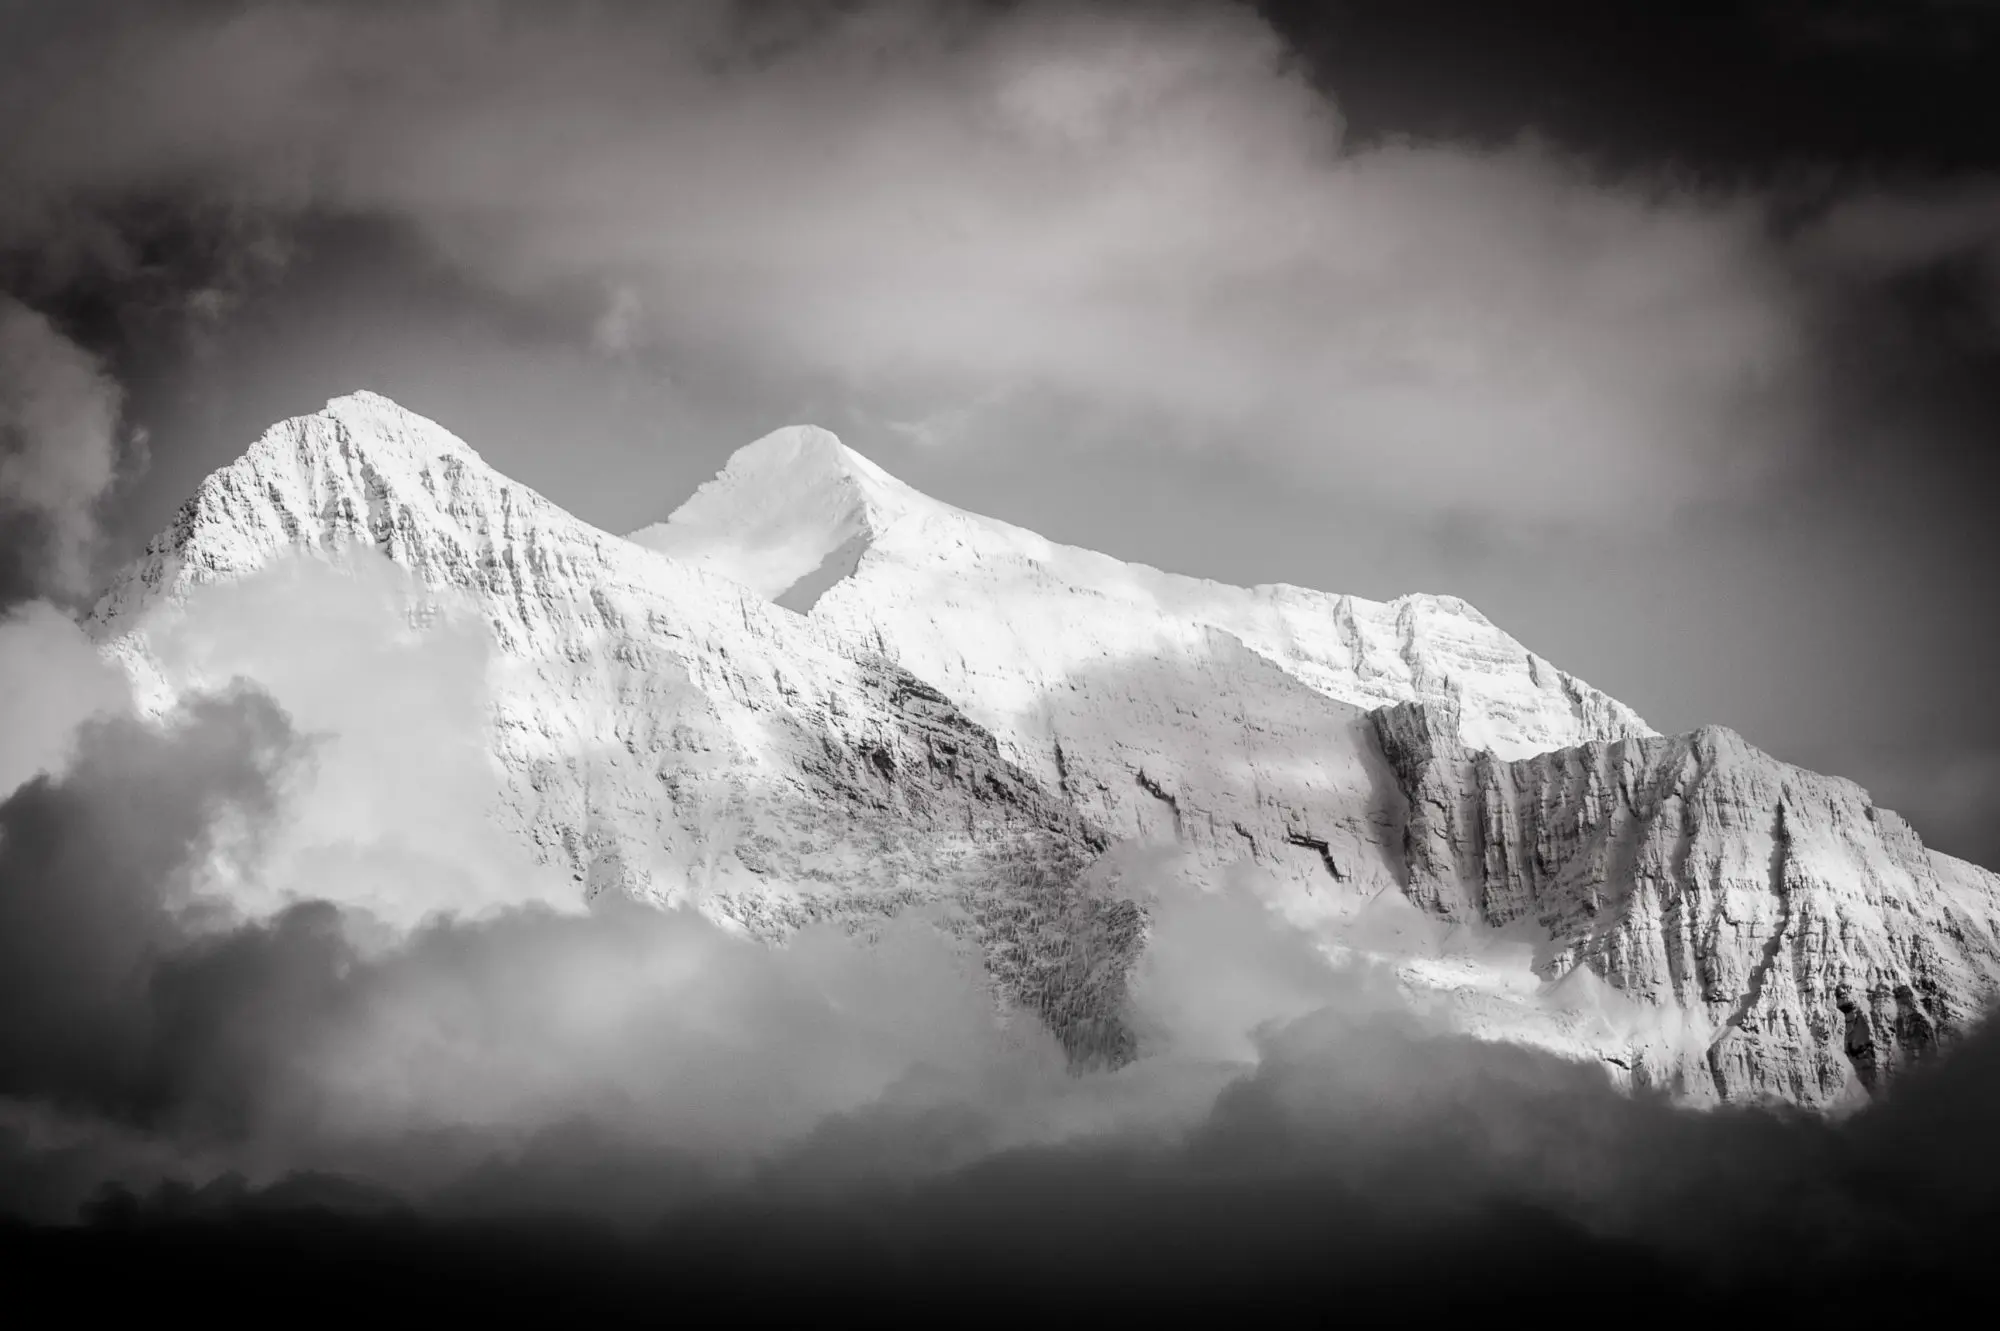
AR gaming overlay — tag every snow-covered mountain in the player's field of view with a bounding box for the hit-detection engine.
[89,393,2000,1103]
[86,393,1139,1054]
[637,424,2000,1104]
[633,426,1651,896]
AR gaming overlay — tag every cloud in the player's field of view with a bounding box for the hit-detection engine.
[0,0,1818,521]
[3,611,2000,1308]
[129,556,579,926]
[0,685,300,1130]
[0,549,1077,1197]
[0,602,127,799]
[1802,180,2000,273]
[1797,179,2000,346]
[0,299,123,603]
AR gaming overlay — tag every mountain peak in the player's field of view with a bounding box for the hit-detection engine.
[209,391,483,497]
[324,388,403,412]
[629,425,926,602]
[718,423,863,476]
[309,390,477,460]
[85,390,509,635]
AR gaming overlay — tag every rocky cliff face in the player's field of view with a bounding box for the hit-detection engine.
[86,395,2000,1105]
[1372,702,2000,1103]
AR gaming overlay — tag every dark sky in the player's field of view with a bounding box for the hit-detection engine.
[2,0,1998,865]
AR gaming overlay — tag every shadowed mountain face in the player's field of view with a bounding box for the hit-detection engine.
[88,393,2000,1104]
[1373,704,2000,1102]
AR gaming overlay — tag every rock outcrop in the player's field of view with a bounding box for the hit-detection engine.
[1372,701,2000,1102]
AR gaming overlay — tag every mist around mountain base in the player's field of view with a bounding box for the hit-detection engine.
[3,563,2000,1316]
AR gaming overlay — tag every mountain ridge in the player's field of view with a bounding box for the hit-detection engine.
[630,420,1654,767]
[82,391,2000,1104]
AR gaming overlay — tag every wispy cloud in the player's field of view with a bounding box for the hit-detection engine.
[0,299,123,603]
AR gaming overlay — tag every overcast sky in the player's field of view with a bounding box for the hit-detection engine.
[3,0,1998,866]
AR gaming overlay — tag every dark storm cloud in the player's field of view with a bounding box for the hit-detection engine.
[1806,180,2000,271]
[1261,0,2000,172]
[0,686,310,1128]
[0,193,293,605]
[1799,179,2000,350]
[5,805,2000,1316]
[1766,0,2000,58]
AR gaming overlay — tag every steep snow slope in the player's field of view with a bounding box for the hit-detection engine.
[635,425,2000,1104]
[86,395,1112,982]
